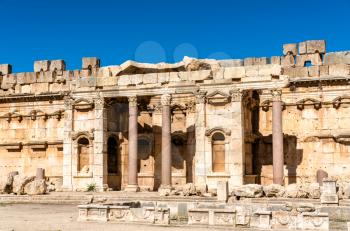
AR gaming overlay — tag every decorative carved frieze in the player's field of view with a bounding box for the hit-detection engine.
[73,98,94,110]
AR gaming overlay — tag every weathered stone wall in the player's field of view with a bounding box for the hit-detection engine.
[0,40,349,190]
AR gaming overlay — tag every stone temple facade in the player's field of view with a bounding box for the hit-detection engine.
[0,40,349,192]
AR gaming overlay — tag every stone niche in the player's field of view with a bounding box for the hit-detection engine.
[137,134,155,189]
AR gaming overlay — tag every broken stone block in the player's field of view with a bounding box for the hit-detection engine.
[0,174,14,194]
[0,64,12,75]
[254,57,269,65]
[244,57,254,66]
[296,54,322,67]
[234,184,263,198]
[307,183,321,199]
[183,183,196,196]
[13,175,35,195]
[324,51,350,65]
[24,179,47,195]
[293,67,309,77]
[251,210,272,229]
[263,184,285,197]
[34,60,50,72]
[50,60,66,72]
[329,64,350,76]
[284,184,308,198]
[306,40,326,54]
[82,57,100,70]
[283,43,298,55]
[217,181,228,201]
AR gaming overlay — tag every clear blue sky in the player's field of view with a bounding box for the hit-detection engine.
[1,0,349,72]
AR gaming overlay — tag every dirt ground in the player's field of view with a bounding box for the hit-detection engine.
[0,203,231,231]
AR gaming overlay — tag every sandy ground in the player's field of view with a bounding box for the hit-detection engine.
[0,203,231,231]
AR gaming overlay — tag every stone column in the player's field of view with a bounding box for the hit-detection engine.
[93,96,108,191]
[160,94,172,190]
[62,97,74,191]
[194,91,207,185]
[125,96,139,192]
[271,89,284,185]
[229,89,246,189]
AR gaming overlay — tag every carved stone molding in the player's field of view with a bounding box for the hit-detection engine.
[27,141,48,150]
[205,127,231,137]
[161,94,172,106]
[296,98,322,110]
[0,142,22,151]
[271,89,282,101]
[128,96,138,107]
[206,90,230,105]
[71,98,94,111]
[64,96,74,110]
[72,130,95,141]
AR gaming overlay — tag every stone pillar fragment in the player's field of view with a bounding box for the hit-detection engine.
[36,168,45,180]
[271,89,284,185]
[160,94,172,189]
[125,96,139,192]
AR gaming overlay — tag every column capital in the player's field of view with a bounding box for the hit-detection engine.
[128,96,138,107]
[161,94,172,106]
[194,90,207,104]
[271,89,282,101]
[94,97,105,109]
[229,89,246,102]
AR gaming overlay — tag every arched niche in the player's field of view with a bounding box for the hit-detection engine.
[211,132,226,172]
[77,137,90,173]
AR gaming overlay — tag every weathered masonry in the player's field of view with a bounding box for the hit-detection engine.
[0,40,350,192]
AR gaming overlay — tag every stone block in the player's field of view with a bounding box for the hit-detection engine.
[321,179,338,205]
[245,65,259,77]
[250,211,272,229]
[299,41,307,54]
[224,66,245,79]
[212,210,236,226]
[329,64,350,76]
[300,212,329,230]
[219,59,243,67]
[281,54,295,67]
[283,43,298,55]
[158,72,170,83]
[319,65,329,76]
[217,181,228,201]
[258,64,282,76]
[270,56,281,65]
[143,73,157,84]
[296,54,322,67]
[308,66,320,77]
[324,51,350,65]
[16,72,36,85]
[50,60,66,71]
[34,60,50,72]
[31,82,49,93]
[82,57,100,69]
[244,57,254,66]
[188,209,209,225]
[0,64,12,75]
[117,75,131,86]
[306,40,326,54]
[293,67,309,77]
[189,70,212,81]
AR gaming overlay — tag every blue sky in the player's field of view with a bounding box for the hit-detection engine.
[1,0,350,72]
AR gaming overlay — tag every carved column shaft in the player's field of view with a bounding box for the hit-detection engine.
[161,94,172,187]
[126,96,139,191]
[272,89,284,185]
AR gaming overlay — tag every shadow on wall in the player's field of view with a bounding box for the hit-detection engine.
[252,134,303,184]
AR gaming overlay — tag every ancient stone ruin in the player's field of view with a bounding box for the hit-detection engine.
[0,39,349,197]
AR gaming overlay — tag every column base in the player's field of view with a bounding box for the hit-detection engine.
[158,185,172,196]
[124,184,140,192]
